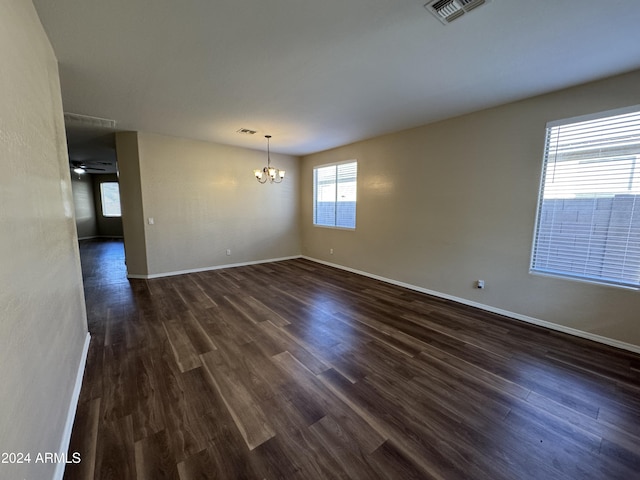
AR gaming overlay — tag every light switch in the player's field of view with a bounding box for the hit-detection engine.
[148,217,154,225]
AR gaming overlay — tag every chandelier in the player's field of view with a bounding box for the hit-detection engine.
[254,135,285,184]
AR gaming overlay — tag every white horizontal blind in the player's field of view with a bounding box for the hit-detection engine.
[100,182,122,217]
[313,161,357,228]
[531,106,640,288]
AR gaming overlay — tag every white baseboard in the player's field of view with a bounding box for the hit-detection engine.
[78,235,124,241]
[127,255,303,279]
[302,256,640,356]
[53,332,91,480]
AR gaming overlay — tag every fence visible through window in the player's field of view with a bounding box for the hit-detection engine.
[313,161,357,229]
[531,106,640,288]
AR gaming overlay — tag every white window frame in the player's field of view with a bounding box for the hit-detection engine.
[313,160,358,230]
[530,105,640,290]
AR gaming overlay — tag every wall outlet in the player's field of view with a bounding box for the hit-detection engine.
[148,217,154,225]
[226,249,231,256]
[330,248,334,255]
[476,279,485,289]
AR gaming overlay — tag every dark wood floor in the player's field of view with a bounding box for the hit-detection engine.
[65,238,640,480]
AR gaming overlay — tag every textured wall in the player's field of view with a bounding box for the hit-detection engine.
[0,2,89,479]
[301,69,640,349]
[124,132,300,277]
[71,173,98,239]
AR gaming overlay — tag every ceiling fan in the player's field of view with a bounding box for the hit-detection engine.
[70,160,106,174]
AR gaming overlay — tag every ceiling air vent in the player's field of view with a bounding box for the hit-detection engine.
[236,128,257,135]
[63,112,116,129]
[424,0,489,25]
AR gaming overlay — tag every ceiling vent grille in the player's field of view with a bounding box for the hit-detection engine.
[64,112,116,129]
[424,0,489,24]
[236,128,257,135]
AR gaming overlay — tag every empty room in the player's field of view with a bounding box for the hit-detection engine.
[2,0,640,479]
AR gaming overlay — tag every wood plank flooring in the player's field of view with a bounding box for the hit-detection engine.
[65,239,640,479]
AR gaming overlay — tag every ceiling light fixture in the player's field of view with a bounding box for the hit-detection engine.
[71,161,86,174]
[254,135,285,184]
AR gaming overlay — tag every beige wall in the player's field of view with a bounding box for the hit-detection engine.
[301,69,640,350]
[116,132,149,276]
[71,173,98,239]
[0,2,89,480]
[123,132,300,277]
[71,173,124,239]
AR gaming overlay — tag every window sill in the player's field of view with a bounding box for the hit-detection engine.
[313,224,355,231]
[529,269,639,291]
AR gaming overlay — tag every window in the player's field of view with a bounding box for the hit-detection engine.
[100,182,122,217]
[313,161,357,229]
[531,106,640,289]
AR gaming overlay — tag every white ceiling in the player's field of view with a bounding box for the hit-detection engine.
[33,0,640,161]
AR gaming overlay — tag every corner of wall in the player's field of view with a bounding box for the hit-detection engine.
[115,132,149,276]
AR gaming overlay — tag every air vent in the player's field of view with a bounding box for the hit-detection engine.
[424,0,489,24]
[459,0,486,11]
[64,112,116,129]
[236,128,257,135]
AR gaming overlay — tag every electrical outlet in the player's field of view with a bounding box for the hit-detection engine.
[330,248,334,255]
[476,279,485,289]
[226,249,231,256]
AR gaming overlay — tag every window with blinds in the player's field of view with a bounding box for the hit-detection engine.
[313,161,357,229]
[531,106,640,289]
[100,182,122,217]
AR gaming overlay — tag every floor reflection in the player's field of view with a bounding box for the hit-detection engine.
[79,238,127,287]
